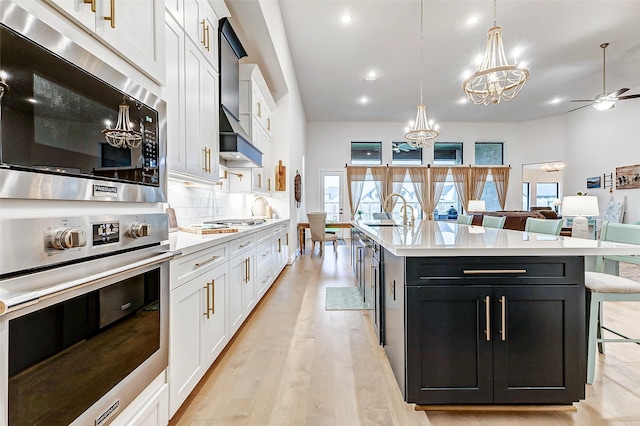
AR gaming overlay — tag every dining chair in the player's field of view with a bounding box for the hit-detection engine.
[524,218,563,235]
[481,215,506,229]
[457,214,473,225]
[307,212,338,257]
[373,212,392,220]
[584,221,640,384]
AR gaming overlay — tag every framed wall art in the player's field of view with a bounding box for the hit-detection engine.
[587,176,601,189]
[616,164,640,190]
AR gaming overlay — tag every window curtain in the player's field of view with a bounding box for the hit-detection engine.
[385,167,408,212]
[370,166,388,213]
[469,167,489,201]
[451,167,471,214]
[491,167,510,210]
[408,167,428,219]
[346,166,368,219]
[428,167,449,219]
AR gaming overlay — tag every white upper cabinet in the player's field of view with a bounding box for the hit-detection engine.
[183,0,219,70]
[45,0,165,83]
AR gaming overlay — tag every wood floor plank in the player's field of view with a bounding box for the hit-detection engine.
[169,246,640,426]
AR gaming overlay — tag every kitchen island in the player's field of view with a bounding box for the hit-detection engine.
[353,220,640,406]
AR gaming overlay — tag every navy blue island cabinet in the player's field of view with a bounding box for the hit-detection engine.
[383,252,586,405]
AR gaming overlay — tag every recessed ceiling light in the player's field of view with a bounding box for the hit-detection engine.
[341,14,351,23]
[360,97,369,104]
[466,16,479,25]
[365,71,377,83]
[549,97,562,105]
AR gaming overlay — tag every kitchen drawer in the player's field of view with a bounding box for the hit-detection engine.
[256,227,276,245]
[406,256,584,286]
[230,234,256,257]
[171,243,229,289]
[256,240,274,270]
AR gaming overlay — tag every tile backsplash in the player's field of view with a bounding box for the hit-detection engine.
[167,179,288,226]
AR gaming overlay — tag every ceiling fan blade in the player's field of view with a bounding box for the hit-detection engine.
[567,103,593,113]
[570,100,594,102]
[618,94,640,100]
[610,88,630,97]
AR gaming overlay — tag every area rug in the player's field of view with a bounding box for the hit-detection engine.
[325,287,370,310]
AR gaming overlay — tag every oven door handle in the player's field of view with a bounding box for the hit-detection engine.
[0,251,174,316]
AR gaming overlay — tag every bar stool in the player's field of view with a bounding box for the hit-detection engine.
[585,221,640,384]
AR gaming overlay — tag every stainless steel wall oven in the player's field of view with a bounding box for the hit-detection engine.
[0,213,172,425]
[0,3,166,203]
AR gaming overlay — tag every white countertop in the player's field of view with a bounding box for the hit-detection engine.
[354,220,640,257]
[168,218,289,257]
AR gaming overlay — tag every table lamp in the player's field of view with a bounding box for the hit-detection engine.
[552,198,562,213]
[562,196,599,239]
[467,199,486,213]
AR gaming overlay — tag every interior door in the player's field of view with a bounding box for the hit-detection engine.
[320,170,346,239]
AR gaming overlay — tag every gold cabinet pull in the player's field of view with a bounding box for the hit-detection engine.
[203,280,211,319]
[463,269,527,275]
[247,257,251,281]
[278,238,282,253]
[200,19,207,47]
[257,173,262,188]
[103,0,115,28]
[205,24,210,51]
[499,296,506,341]
[484,296,491,341]
[83,0,96,13]
[267,117,271,131]
[257,101,261,117]
[207,148,212,173]
[285,234,289,246]
[268,178,271,191]
[195,255,220,268]
[202,147,208,172]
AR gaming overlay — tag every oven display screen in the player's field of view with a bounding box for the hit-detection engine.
[93,222,120,246]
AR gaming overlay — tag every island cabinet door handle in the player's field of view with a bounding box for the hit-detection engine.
[194,255,220,268]
[463,269,527,275]
[484,296,491,341]
[499,296,506,341]
[203,280,211,319]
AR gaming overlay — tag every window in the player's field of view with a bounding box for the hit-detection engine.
[475,142,503,165]
[536,182,559,208]
[357,178,380,220]
[392,142,422,165]
[476,143,504,211]
[434,142,463,165]
[351,142,381,165]
[433,143,462,219]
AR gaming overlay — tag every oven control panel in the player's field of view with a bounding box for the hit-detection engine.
[93,222,120,246]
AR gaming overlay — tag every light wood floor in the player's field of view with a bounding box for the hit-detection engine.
[170,246,640,425]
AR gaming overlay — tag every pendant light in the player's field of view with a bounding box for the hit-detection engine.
[102,98,143,149]
[404,0,439,149]
[462,0,530,105]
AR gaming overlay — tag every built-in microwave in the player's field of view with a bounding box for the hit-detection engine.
[0,4,166,203]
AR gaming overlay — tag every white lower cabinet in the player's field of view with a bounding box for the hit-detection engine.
[229,248,256,335]
[169,258,229,417]
[168,221,289,420]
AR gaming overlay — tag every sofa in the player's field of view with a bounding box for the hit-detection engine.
[471,211,547,231]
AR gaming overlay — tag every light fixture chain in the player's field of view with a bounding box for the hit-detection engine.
[419,0,424,104]
[493,0,497,27]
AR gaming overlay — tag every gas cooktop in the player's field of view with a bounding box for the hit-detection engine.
[205,218,265,226]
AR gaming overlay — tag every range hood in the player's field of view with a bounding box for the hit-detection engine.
[219,108,263,167]
[219,18,262,168]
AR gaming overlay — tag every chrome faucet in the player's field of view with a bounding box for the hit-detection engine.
[383,192,409,226]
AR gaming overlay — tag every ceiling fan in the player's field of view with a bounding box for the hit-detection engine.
[569,43,640,112]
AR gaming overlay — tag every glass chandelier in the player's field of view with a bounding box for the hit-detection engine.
[462,0,530,105]
[102,98,142,149]
[405,0,438,148]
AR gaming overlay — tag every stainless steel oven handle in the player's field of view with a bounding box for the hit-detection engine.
[0,251,174,316]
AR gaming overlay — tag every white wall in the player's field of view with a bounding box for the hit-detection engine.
[565,97,640,223]
[305,118,565,216]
